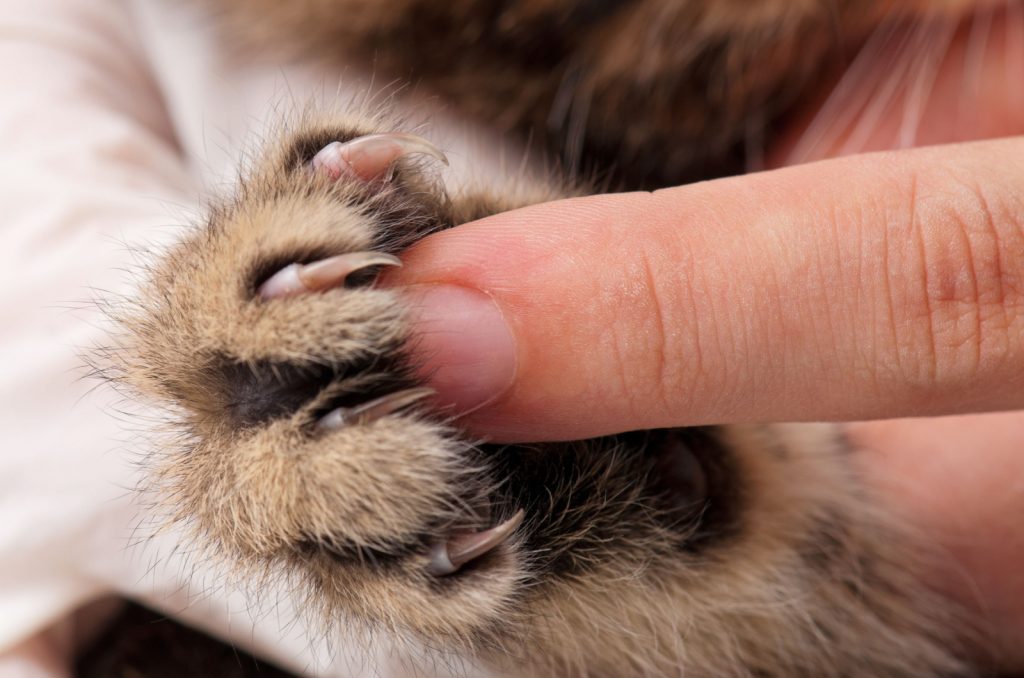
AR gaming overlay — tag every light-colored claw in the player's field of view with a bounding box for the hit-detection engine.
[426,509,525,577]
[258,252,401,300]
[311,133,448,182]
[316,387,433,431]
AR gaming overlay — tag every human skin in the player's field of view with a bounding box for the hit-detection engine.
[387,6,1024,668]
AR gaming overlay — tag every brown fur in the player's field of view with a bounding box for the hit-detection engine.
[98,2,995,676]
[200,0,973,187]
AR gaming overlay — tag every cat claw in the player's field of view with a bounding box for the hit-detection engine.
[426,510,525,576]
[311,133,448,182]
[258,252,401,299]
[316,387,433,431]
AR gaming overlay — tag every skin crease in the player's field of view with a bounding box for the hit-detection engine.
[387,5,1024,669]
[779,8,1024,668]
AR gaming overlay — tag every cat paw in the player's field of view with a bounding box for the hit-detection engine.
[111,117,964,677]
[117,119,542,636]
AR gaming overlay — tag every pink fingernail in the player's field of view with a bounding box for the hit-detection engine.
[405,285,517,416]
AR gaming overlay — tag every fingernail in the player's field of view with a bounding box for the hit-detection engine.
[404,285,517,415]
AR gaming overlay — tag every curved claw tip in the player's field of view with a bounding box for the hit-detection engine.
[317,387,434,431]
[311,133,448,182]
[259,251,401,300]
[426,509,525,576]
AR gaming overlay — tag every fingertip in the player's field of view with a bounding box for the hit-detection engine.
[402,283,518,419]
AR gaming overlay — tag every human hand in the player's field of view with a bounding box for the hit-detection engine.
[386,8,1024,668]
[393,138,1024,437]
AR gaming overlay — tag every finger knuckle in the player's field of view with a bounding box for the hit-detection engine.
[897,171,1024,388]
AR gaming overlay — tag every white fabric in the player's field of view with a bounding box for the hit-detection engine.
[0,0,504,674]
